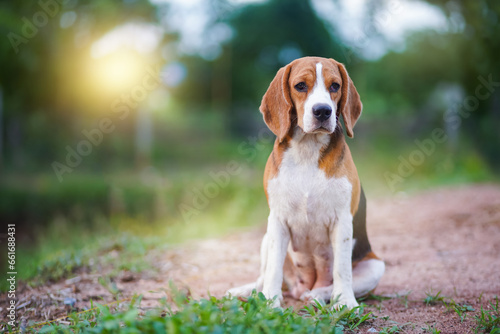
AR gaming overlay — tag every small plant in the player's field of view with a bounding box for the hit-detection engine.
[423,292,476,323]
[379,322,411,334]
[452,302,475,322]
[360,293,393,302]
[474,296,500,333]
[359,293,392,312]
[396,290,412,308]
[379,325,402,333]
[98,276,122,300]
[423,290,446,306]
[423,323,442,333]
[37,252,86,283]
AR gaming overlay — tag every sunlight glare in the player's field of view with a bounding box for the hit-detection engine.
[90,52,144,94]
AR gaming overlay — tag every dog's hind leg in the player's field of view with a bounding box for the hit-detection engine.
[352,254,385,298]
[226,234,268,297]
[350,187,385,297]
[300,253,385,303]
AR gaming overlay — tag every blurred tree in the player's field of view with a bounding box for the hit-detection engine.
[357,0,500,170]
[226,0,347,135]
[0,0,157,168]
[171,0,350,137]
[359,30,463,121]
[423,0,500,169]
[375,0,500,169]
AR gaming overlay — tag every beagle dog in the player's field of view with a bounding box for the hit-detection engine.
[227,56,385,309]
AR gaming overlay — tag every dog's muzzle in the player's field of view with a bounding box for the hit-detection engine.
[312,103,332,123]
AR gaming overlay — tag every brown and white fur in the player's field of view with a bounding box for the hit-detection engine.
[226,57,385,309]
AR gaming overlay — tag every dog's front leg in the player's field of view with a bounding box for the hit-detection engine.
[331,209,359,310]
[262,211,290,308]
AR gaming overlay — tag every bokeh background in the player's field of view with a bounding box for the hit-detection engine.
[0,0,499,289]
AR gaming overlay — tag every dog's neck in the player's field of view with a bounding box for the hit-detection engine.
[284,126,345,166]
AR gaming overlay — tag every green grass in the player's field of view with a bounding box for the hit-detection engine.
[395,291,412,308]
[5,291,377,334]
[423,290,446,306]
[378,324,408,334]
[17,231,166,291]
[452,303,475,323]
[474,297,500,333]
[422,324,442,333]
[350,135,497,197]
[422,291,500,332]
[423,290,475,322]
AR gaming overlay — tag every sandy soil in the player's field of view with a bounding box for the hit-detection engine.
[2,184,500,333]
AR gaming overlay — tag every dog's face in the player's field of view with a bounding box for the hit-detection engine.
[289,58,342,134]
[260,57,362,142]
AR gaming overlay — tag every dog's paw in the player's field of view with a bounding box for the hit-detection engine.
[226,287,244,297]
[262,290,283,309]
[225,282,256,297]
[270,297,282,309]
[300,290,326,306]
[332,296,359,311]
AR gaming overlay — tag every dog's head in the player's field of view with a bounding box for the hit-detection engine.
[260,56,362,142]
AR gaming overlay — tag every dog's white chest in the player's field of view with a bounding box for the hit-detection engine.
[267,135,352,232]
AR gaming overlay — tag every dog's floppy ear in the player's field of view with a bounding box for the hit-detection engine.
[335,61,362,138]
[259,64,293,142]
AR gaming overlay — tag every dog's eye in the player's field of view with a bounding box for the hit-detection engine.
[294,82,307,92]
[329,83,340,93]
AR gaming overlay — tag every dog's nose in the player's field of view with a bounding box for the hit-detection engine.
[312,104,332,122]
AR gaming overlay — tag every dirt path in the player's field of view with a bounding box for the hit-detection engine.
[4,184,500,332]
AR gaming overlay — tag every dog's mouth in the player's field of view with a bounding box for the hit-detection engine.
[301,116,335,134]
[311,124,334,134]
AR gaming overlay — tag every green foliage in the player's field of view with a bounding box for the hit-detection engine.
[359,293,392,302]
[408,0,500,168]
[452,303,475,323]
[0,0,157,116]
[227,0,346,102]
[474,297,500,334]
[0,157,268,229]
[423,290,446,306]
[0,165,269,292]
[395,291,412,308]
[377,320,413,334]
[422,290,479,324]
[1,231,163,292]
[378,325,403,334]
[37,252,85,284]
[422,324,442,334]
[27,291,375,334]
[0,174,110,226]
